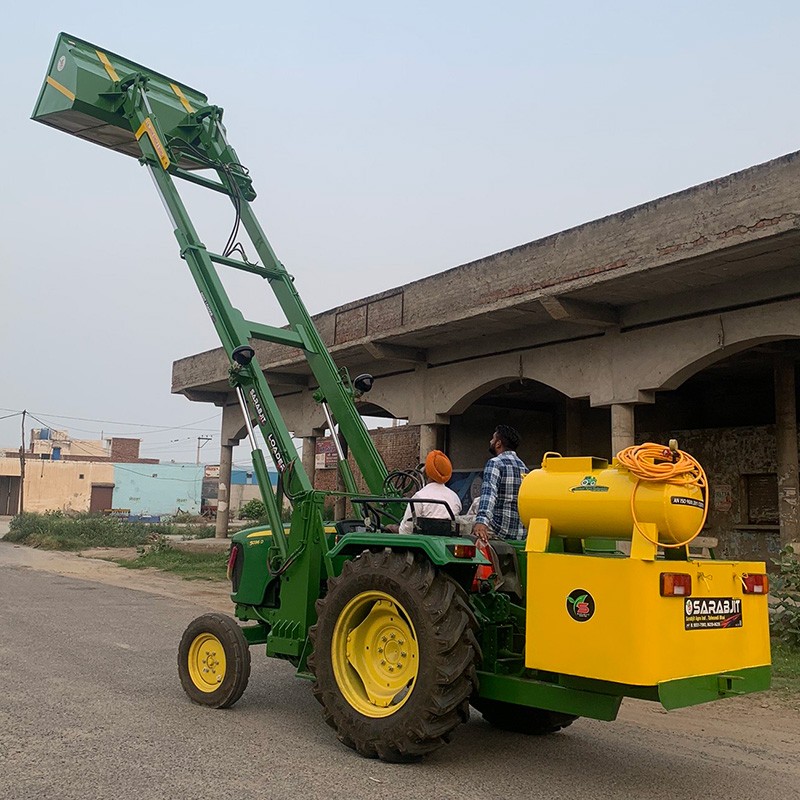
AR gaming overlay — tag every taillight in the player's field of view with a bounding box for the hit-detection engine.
[741,573,769,594]
[226,547,238,580]
[448,543,476,559]
[660,573,692,597]
[227,544,243,592]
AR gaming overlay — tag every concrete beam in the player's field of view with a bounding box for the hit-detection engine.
[362,341,427,364]
[182,390,229,405]
[539,297,619,328]
[264,372,309,388]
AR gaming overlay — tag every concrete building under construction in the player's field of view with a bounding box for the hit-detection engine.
[172,150,800,562]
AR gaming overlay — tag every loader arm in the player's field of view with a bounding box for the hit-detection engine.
[32,33,395,558]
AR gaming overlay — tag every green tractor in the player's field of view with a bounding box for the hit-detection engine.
[34,33,772,763]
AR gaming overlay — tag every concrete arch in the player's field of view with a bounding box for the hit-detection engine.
[592,299,800,406]
[660,335,800,391]
[446,375,525,415]
[433,349,576,419]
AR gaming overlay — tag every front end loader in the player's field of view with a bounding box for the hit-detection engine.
[33,33,771,762]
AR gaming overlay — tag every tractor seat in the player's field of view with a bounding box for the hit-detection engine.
[413,517,456,536]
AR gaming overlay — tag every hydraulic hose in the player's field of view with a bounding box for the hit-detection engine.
[615,442,709,548]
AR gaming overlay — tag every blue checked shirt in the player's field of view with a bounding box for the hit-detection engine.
[475,451,528,540]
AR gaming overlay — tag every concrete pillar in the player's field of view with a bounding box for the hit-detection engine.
[301,435,317,489]
[774,355,799,546]
[610,403,635,456]
[215,443,234,539]
[418,423,442,462]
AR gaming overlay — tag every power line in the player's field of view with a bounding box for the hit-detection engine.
[111,463,205,483]
[0,407,220,433]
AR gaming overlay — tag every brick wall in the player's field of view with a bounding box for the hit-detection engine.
[109,438,141,462]
[315,425,421,515]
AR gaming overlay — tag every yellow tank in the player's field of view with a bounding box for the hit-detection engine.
[517,454,705,546]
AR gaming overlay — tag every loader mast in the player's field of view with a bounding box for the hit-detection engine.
[33,34,391,556]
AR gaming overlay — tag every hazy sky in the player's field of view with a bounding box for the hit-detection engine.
[3,1,800,466]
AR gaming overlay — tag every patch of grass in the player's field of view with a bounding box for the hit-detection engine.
[5,512,171,550]
[181,524,216,539]
[116,546,228,581]
[771,639,800,696]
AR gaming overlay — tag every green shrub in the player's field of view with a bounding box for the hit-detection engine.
[239,499,266,520]
[771,544,800,649]
[6,512,164,551]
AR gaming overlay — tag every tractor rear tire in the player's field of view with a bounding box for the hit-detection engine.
[472,698,577,734]
[308,550,479,762]
[178,613,251,709]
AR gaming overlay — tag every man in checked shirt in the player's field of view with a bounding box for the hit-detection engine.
[472,425,528,543]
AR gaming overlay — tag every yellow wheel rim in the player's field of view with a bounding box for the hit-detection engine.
[187,632,227,693]
[331,590,419,718]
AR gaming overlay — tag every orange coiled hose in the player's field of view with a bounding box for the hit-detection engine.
[616,443,709,548]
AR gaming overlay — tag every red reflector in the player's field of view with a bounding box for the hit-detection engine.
[660,572,692,597]
[450,543,476,559]
[742,573,769,594]
[226,547,238,580]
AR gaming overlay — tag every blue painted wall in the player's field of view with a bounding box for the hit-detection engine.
[112,463,204,517]
[231,468,277,486]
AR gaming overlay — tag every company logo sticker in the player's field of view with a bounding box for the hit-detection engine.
[570,476,609,493]
[684,596,742,629]
[566,589,595,622]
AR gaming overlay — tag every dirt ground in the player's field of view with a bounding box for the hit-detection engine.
[1,537,797,764]
[0,540,231,612]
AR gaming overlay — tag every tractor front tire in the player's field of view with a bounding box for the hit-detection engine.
[472,697,577,735]
[308,550,479,762]
[178,613,251,709]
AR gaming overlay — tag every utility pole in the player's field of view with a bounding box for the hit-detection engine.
[18,410,26,515]
[196,435,212,465]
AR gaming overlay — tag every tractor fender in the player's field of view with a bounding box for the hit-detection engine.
[327,532,489,567]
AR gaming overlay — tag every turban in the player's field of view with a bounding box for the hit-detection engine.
[425,450,452,484]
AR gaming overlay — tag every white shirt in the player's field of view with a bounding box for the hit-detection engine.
[398,482,462,534]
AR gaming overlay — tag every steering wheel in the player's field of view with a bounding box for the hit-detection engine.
[358,499,403,530]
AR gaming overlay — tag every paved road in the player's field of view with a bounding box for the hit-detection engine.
[1,544,798,800]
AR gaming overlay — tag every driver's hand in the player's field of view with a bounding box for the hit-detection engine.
[472,523,490,543]
[384,524,400,533]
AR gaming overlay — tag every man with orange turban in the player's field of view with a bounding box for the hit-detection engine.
[397,450,462,534]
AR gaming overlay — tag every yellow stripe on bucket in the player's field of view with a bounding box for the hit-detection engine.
[46,76,75,102]
[95,50,120,82]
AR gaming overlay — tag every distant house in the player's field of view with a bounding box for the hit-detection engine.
[0,428,199,518]
[111,462,204,520]
[201,464,277,518]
